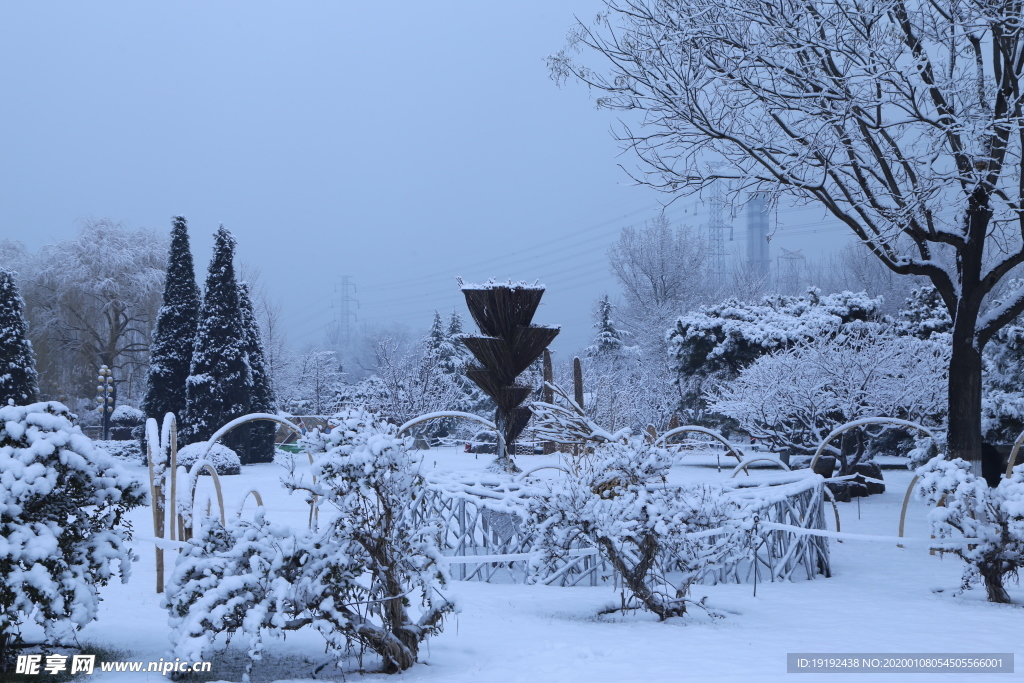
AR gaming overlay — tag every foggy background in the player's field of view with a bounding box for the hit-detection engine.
[0,1,849,355]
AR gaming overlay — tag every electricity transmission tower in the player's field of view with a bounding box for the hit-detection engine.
[328,275,359,347]
[777,248,805,294]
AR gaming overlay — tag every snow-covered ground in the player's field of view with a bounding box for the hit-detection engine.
[61,447,1020,682]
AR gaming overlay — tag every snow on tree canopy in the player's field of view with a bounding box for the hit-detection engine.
[175,442,242,476]
[182,226,252,454]
[110,405,144,423]
[144,216,200,428]
[0,402,145,663]
[668,289,882,386]
[0,269,38,406]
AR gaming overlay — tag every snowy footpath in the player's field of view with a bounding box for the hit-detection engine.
[62,449,1020,682]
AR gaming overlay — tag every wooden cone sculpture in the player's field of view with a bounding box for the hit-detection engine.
[460,282,559,472]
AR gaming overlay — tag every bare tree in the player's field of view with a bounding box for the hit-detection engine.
[23,220,166,404]
[372,337,463,426]
[609,214,709,321]
[552,0,1024,465]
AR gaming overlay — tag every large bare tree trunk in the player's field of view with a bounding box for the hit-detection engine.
[946,330,983,470]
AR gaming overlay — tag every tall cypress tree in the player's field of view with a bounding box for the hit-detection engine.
[238,282,276,463]
[0,269,38,405]
[183,226,252,455]
[143,216,200,424]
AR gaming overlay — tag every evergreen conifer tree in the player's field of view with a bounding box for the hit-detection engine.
[0,270,37,405]
[183,227,252,455]
[425,311,445,357]
[238,282,277,463]
[587,295,625,356]
[143,216,200,425]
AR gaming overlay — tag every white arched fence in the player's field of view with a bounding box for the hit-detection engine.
[146,412,306,592]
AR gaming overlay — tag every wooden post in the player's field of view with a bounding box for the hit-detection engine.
[573,356,584,457]
[543,350,556,454]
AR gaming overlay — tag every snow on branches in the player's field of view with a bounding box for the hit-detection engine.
[527,439,749,620]
[165,407,455,676]
[916,458,1024,604]
[530,382,632,445]
[709,330,948,473]
[0,402,145,666]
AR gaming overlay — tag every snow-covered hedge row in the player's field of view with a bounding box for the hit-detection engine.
[0,402,145,667]
[164,408,455,677]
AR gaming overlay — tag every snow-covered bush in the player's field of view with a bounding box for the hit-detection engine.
[668,288,883,414]
[528,439,748,619]
[165,511,360,681]
[92,439,144,462]
[175,442,242,475]
[709,330,948,474]
[0,402,145,668]
[916,457,1024,603]
[165,407,454,676]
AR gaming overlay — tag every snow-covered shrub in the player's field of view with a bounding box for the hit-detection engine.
[709,330,947,474]
[528,439,748,619]
[668,289,883,414]
[175,442,242,475]
[165,511,360,682]
[93,439,144,462]
[292,408,456,671]
[916,457,1024,603]
[165,407,454,676]
[0,402,145,668]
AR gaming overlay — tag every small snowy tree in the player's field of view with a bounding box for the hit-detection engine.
[165,408,454,676]
[182,227,252,454]
[528,438,747,619]
[0,402,145,668]
[28,219,166,402]
[916,457,1024,603]
[372,336,463,426]
[0,269,37,405]
[607,214,710,341]
[586,295,627,357]
[143,216,200,427]
[289,346,344,415]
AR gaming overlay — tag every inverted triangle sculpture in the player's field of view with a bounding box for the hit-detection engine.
[459,281,559,472]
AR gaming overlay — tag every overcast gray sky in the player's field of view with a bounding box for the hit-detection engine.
[0,2,850,356]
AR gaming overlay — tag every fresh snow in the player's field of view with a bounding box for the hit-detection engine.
[42,447,1023,682]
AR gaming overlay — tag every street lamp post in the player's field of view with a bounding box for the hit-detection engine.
[96,365,115,440]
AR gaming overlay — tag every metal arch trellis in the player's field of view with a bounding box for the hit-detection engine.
[809,417,937,472]
[731,456,792,477]
[655,425,747,472]
[1003,426,1024,479]
[799,416,937,544]
[147,412,306,593]
[397,411,497,437]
